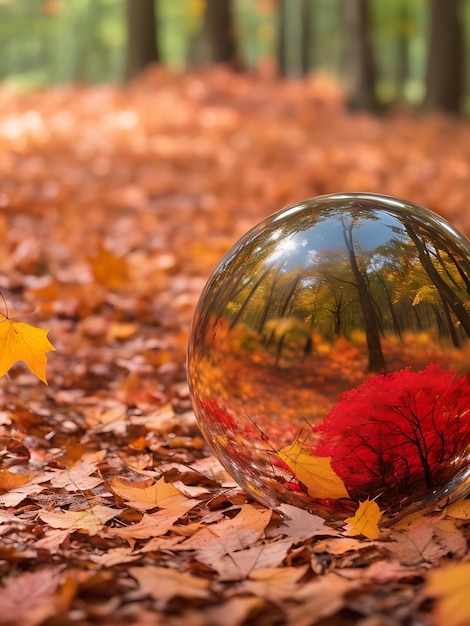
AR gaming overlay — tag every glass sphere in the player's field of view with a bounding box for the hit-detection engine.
[187,193,470,525]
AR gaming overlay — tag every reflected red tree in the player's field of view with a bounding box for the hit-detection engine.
[313,364,470,507]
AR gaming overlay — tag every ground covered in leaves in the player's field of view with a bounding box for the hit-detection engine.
[0,67,470,626]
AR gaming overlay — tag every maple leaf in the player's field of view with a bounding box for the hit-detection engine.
[277,440,350,500]
[426,562,470,626]
[49,449,106,492]
[88,244,130,290]
[0,569,62,626]
[39,505,118,536]
[129,566,210,605]
[109,476,191,511]
[0,469,32,492]
[0,314,55,384]
[344,498,384,539]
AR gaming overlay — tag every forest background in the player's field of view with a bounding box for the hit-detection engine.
[1,1,470,626]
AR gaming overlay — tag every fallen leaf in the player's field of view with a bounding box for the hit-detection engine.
[88,547,141,567]
[129,565,210,605]
[278,440,350,500]
[88,244,130,290]
[386,517,467,566]
[0,569,62,626]
[311,536,381,555]
[49,449,106,491]
[271,503,340,540]
[345,498,384,539]
[426,562,470,626]
[284,573,357,626]
[39,505,118,535]
[199,538,293,581]
[109,505,197,540]
[0,469,33,492]
[176,504,272,552]
[109,476,191,511]
[241,564,309,601]
[0,472,55,507]
[0,315,55,383]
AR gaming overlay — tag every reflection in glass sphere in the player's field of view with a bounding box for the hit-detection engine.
[187,193,470,526]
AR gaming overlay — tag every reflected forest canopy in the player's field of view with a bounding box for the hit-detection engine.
[205,197,470,373]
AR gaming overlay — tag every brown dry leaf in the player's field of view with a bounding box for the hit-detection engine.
[129,566,210,605]
[109,476,191,511]
[241,564,309,601]
[163,597,267,626]
[88,244,130,290]
[109,505,197,540]
[197,538,294,581]
[283,573,357,626]
[39,504,118,535]
[426,561,470,626]
[176,504,272,552]
[272,503,340,540]
[312,536,382,555]
[0,472,55,507]
[386,517,467,566]
[0,569,63,626]
[49,449,106,491]
[88,547,141,567]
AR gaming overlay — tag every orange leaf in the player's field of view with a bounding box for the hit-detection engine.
[0,314,55,383]
[0,469,32,493]
[345,498,383,539]
[278,440,350,500]
[109,476,190,511]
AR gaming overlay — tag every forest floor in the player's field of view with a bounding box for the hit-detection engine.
[0,67,469,626]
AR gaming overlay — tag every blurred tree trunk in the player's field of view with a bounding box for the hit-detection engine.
[395,0,410,103]
[277,0,311,78]
[277,0,288,77]
[424,0,464,114]
[188,0,239,67]
[345,0,379,111]
[125,0,159,80]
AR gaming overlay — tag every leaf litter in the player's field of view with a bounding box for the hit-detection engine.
[0,67,469,625]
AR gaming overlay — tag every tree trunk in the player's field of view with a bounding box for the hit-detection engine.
[277,0,311,78]
[424,0,464,114]
[125,0,159,80]
[188,0,239,67]
[345,0,379,111]
[277,0,288,77]
[342,220,385,372]
[407,228,470,337]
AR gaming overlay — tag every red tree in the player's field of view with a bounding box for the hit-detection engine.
[313,364,470,507]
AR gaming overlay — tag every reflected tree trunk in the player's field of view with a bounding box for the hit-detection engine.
[342,219,385,372]
[407,228,470,336]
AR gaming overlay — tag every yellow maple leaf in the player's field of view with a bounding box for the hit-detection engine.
[345,498,383,539]
[278,440,350,500]
[109,476,190,511]
[426,562,470,626]
[0,315,55,384]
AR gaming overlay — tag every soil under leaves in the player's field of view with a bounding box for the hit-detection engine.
[0,67,469,626]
